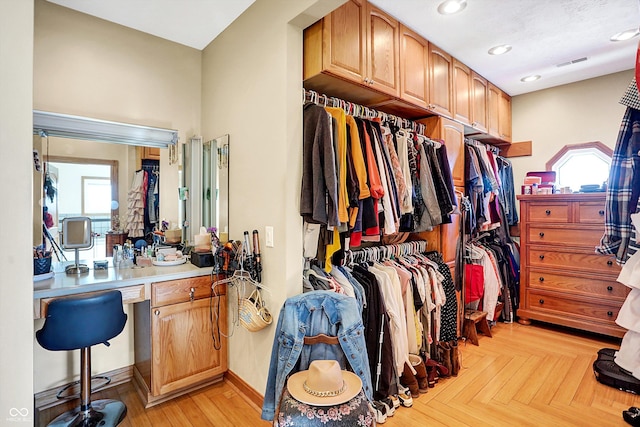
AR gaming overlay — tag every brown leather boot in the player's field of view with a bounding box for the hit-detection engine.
[450,340,460,376]
[400,362,420,397]
[410,354,428,393]
[438,341,452,376]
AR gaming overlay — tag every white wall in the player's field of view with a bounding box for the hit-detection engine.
[510,69,634,191]
[0,0,35,423]
[200,0,343,399]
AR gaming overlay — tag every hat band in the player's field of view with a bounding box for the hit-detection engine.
[303,380,346,398]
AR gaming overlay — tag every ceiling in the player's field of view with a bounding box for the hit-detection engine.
[48,0,640,96]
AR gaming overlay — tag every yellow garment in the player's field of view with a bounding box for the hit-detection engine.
[325,227,341,272]
[325,107,349,224]
[345,115,370,200]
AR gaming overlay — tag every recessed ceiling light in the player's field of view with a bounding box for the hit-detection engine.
[437,0,467,15]
[610,28,640,41]
[488,44,512,55]
[521,75,541,83]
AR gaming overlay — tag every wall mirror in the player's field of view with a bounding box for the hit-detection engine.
[183,134,230,245]
[32,111,211,262]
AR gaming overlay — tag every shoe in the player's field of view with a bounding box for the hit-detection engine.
[387,394,400,409]
[438,342,452,376]
[623,407,640,426]
[380,397,396,417]
[410,354,429,393]
[450,340,460,376]
[396,385,413,407]
[370,401,387,424]
[400,362,420,397]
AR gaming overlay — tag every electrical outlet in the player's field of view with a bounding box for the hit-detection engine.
[265,226,274,247]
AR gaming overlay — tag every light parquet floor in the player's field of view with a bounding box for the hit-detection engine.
[39,322,640,426]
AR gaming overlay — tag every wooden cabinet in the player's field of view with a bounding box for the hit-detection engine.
[452,59,471,125]
[105,232,128,257]
[133,275,227,407]
[428,43,453,118]
[421,116,465,188]
[498,90,512,142]
[470,72,488,132]
[399,24,428,108]
[366,3,400,97]
[517,194,627,338]
[487,82,501,138]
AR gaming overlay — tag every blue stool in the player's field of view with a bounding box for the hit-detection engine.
[36,290,128,426]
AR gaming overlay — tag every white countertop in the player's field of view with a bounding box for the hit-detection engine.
[34,259,214,299]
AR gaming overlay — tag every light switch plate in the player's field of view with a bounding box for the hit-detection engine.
[265,226,274,248]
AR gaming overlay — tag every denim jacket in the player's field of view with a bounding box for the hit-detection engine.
[261,291,373,421]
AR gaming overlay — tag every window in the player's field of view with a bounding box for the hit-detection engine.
[546,141,612,192]
[82,177,111,215]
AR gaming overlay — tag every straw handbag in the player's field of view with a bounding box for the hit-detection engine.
[239,288,272,332]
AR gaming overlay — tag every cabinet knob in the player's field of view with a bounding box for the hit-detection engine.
[607,286,613,291]
[189,287,195,302]
[539,232,545,238]
[607,311,613,317]
[607,260,613,266]
[599,210,605,216]
[539,254,545,260]
[539,299,544,304]
[363,78,369,84]
[539,277,544,282]
[545,209,551,215]
[154,309,160,316]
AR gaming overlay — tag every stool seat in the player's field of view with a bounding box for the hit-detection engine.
[36,290,128,426]
[463,309,492,346]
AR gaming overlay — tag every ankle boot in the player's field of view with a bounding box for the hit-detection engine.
[438,341,452,376]
[400,362,420,397]
[425,362,438,387]
[450,340,460,376]
[410,354,428,393]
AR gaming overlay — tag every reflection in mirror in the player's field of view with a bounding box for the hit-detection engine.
[60,216,93,275]
[183,135,229,244]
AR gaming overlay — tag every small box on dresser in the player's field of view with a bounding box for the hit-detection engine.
[517,193,628,338]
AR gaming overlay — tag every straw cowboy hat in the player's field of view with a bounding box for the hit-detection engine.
[287,360,362,406]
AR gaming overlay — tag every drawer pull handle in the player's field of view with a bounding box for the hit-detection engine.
[539,232,545,238]
[607,260,613,266]
[607,286,613,291]
[154,309,160,316]
[189,287,195,302]
[539,277,544,282]
[539,254,545,260]
[599,210,605,216]
[539,299,544,304]
[545,209,551,215]
[607,311,613,317]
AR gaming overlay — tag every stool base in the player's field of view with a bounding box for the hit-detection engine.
[47,399,126,427]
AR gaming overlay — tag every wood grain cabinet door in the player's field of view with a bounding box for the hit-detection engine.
[498,91,512,142]
[452,59,471,125]
[487,82,500,138]
[428,43,453,118]
[399,24,428,108]
[151,296,227,396]
[366,4,400,97]
[470,72,488,132]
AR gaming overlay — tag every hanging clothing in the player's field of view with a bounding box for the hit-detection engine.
[125,169,147,238]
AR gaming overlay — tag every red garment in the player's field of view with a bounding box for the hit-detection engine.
[465,263,485,303]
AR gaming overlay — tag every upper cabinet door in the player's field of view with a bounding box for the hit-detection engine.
[428,43,453,118]
[322,0,366,83]
[399,24,429,108]
[470,71,488,133]
[487,82,501,138]
[499,91,512,142]
[366,4,400,97]
[452,59,471,125]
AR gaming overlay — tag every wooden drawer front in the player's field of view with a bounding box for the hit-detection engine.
[577,202,606,224]
[528,248,620,274]
[527,203,570,223]
[528,226,602,247]
[527,270,629,300]
[526,290,620,324]
[152,276,213,307]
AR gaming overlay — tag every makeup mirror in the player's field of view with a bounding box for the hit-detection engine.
[60,216,93,274]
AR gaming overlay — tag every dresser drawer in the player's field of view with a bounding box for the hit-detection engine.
[526,290,621,324]
[152,275,214,307]
[527,269,628,300]
[528,226,603,247]
[527,202,570,223]
[528,247,620,275]
[577,202,606,224]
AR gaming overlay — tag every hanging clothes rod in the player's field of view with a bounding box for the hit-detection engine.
[303,88,426,135]
[343,240,428,266]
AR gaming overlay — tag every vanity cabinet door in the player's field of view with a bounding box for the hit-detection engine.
[151,295,227,396]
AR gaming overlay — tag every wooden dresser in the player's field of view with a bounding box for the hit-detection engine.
[517,193,628,338]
